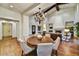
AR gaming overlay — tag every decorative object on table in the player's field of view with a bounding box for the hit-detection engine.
[37,34,42,40]
[45,33,51,38]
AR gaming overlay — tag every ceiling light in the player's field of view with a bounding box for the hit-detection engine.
[10,5,14,8]
[34,8,46,23]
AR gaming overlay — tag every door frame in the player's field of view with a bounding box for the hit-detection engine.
[2,22,12,38]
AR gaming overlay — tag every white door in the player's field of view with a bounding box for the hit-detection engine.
[2,23,12,37]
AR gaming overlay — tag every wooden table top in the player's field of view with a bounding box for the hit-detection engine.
[27,36,53,48]
[27,36,41,48]
[27,37,40,45]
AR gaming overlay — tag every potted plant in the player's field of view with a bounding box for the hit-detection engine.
[75,22,79,37]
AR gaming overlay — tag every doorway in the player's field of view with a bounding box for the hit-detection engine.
[2,23,12,39]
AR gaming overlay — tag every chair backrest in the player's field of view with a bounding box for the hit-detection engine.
[41,36,53,43]
[51,33,62,41]
[20,42,35,54]
[19,36,35,55]
[37,43,54,56]
[53,37,60,50]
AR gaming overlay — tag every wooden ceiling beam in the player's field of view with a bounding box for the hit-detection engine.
[44,3,68,13]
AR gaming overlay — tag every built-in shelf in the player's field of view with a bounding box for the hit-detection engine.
[48,23,53,33]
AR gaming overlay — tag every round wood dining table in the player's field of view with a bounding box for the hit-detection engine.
[26,35,53,48]
[27,36,41,48]
[26,35,54,56]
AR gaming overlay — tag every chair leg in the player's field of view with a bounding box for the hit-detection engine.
[55,50,58,56]
[53,50,58,56]
[21,50,24,56]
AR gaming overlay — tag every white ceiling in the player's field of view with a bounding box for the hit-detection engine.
[0,3,37,13]
[0,3,77,16]
[45,4,77,16]
[24,3,55,15]
[0,3,54,15]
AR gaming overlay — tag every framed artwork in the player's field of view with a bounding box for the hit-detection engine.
[38,26,41,31]
[32,25,36,34]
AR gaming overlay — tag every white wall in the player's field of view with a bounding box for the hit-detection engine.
[0,7,21,39]
[29,16,37,34]
[53,16,64,30]
[0,7,21,20]
[0,7,30,40]
[23,15,29,37]
[75,4,79,23]
[0,6,34,53]
[0,20,18,39]
[16,22,19,39]
[48,7,76,33]
[0,21,2,39]
[12,22,17,37]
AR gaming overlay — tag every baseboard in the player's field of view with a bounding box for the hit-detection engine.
[2,35,12,39]
[2,36,17,40]
[12,37,17,39]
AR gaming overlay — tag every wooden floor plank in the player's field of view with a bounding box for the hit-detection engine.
[0,37,79,56]
[58,41,79,56]
[0,37,22,56]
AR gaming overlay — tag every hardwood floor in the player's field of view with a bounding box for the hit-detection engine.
[24,40,79,56]
[58,41,79,56]
[0,37,22,56]
[0,37,79,56]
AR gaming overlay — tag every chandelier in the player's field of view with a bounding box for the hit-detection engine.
[34,8,46,23]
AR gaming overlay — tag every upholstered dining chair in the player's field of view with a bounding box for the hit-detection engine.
[37,43,54,56]
[18,37,35,56]
[53,37,61,55]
